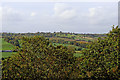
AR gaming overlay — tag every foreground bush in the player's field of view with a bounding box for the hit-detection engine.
[2,36,75,79]
[76,26,120,79]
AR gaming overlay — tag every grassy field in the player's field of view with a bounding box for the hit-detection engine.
[0,52,17,58]
[0,38,15,50]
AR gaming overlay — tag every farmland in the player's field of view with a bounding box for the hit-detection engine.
[1,32,106,58]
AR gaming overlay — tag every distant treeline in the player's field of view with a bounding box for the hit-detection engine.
[1,32,106,38]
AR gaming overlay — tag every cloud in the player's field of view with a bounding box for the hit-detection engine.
[54,3,68,14]
[2,6,24,22]
[54,3,77,19]
[87,6,117,25]
[59,9,76,19]
[3,6,21,15]
[2,6,33,32]
[30,12,36,16]
[52,3,117,33]
[89,8,96,17]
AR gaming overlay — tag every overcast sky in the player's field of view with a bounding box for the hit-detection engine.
[1,2,118,33]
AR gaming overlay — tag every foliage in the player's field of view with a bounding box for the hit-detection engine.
[2,36,75,79]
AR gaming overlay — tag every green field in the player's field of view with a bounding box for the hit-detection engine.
[0,38,17,58]
[0,52,17,58]
[0,38,15,50]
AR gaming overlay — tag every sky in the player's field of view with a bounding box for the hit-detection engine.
[0,1,118,33]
